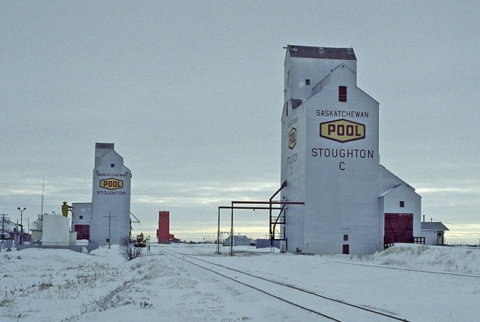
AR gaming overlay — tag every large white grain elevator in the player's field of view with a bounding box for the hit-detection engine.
[280,45,421,255]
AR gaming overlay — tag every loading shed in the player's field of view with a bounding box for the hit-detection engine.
[421,221,449,245]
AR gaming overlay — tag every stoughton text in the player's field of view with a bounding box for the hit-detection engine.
[97,191,127,195]
[312,148,374,158]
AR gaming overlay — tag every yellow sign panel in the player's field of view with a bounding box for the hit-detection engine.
[289,127,297,149]
[100,178,124,190]
[320,119,365,143]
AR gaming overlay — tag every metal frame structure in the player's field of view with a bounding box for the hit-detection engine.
[216,181,304,255]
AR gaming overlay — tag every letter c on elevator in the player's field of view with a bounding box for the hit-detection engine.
[339,162,345,171]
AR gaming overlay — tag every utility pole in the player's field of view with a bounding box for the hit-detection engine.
[103,211,116,249]
[1,214,6,251]
[1,214,5,240]
[40,178,45,217]
[17,207,26,245]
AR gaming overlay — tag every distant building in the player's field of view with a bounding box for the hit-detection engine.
[157,211,178,243]
[223,235,251,247]
[157,211,170,243]
[71,143,132,246]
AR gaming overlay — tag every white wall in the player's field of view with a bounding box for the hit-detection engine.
[42,215,70,246]
[304,73,380,255]
[71,202,92,224]
[281,103,306,252]
[421,230,439,245]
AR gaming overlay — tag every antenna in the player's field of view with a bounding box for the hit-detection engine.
[41,178,45,216]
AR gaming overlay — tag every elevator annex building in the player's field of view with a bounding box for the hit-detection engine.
[280,45,422,255]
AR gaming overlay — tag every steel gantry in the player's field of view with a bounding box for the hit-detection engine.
[216,181,304,255]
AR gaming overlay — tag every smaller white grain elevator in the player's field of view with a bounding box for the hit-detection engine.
[72,143,131,246]
[91,143,131,245]
[281,45,421,255]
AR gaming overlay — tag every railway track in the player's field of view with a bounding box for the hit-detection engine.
[159,249,409,322]
[325,258,480,279]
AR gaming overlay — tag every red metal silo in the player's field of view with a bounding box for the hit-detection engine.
[157,211,170,243]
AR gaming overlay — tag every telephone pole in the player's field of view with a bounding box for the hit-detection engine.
[1,214,7,251]
[17,207,26,245]
[1,214,5,240]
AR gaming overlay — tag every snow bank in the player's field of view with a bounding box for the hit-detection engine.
[348,244,480,275]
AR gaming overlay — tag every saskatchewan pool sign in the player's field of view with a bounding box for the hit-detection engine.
[320,119,365,143]
[99,178,124,190]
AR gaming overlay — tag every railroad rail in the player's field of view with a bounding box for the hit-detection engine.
[159,249,409,322]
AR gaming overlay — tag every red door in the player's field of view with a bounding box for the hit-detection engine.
[74,225,90,240]
[384,213,413,245]
[343,244,349,254]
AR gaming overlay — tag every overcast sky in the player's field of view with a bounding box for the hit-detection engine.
[2,1,479,243]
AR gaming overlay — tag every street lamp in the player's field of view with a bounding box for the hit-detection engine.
[17,207,26,245]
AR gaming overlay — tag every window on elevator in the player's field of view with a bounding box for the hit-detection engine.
[339,86,347,102]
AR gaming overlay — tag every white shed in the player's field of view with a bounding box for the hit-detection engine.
[421,222,449,245]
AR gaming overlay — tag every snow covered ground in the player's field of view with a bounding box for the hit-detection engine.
[1,243,479,321]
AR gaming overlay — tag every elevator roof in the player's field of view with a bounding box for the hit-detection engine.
[287,45,356,60]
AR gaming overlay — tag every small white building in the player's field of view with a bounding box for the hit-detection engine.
[223,235,252,247]
[421,221,449,245]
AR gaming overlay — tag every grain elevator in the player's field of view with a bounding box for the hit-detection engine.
[72,143,132,246]
[280,45,421,255]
